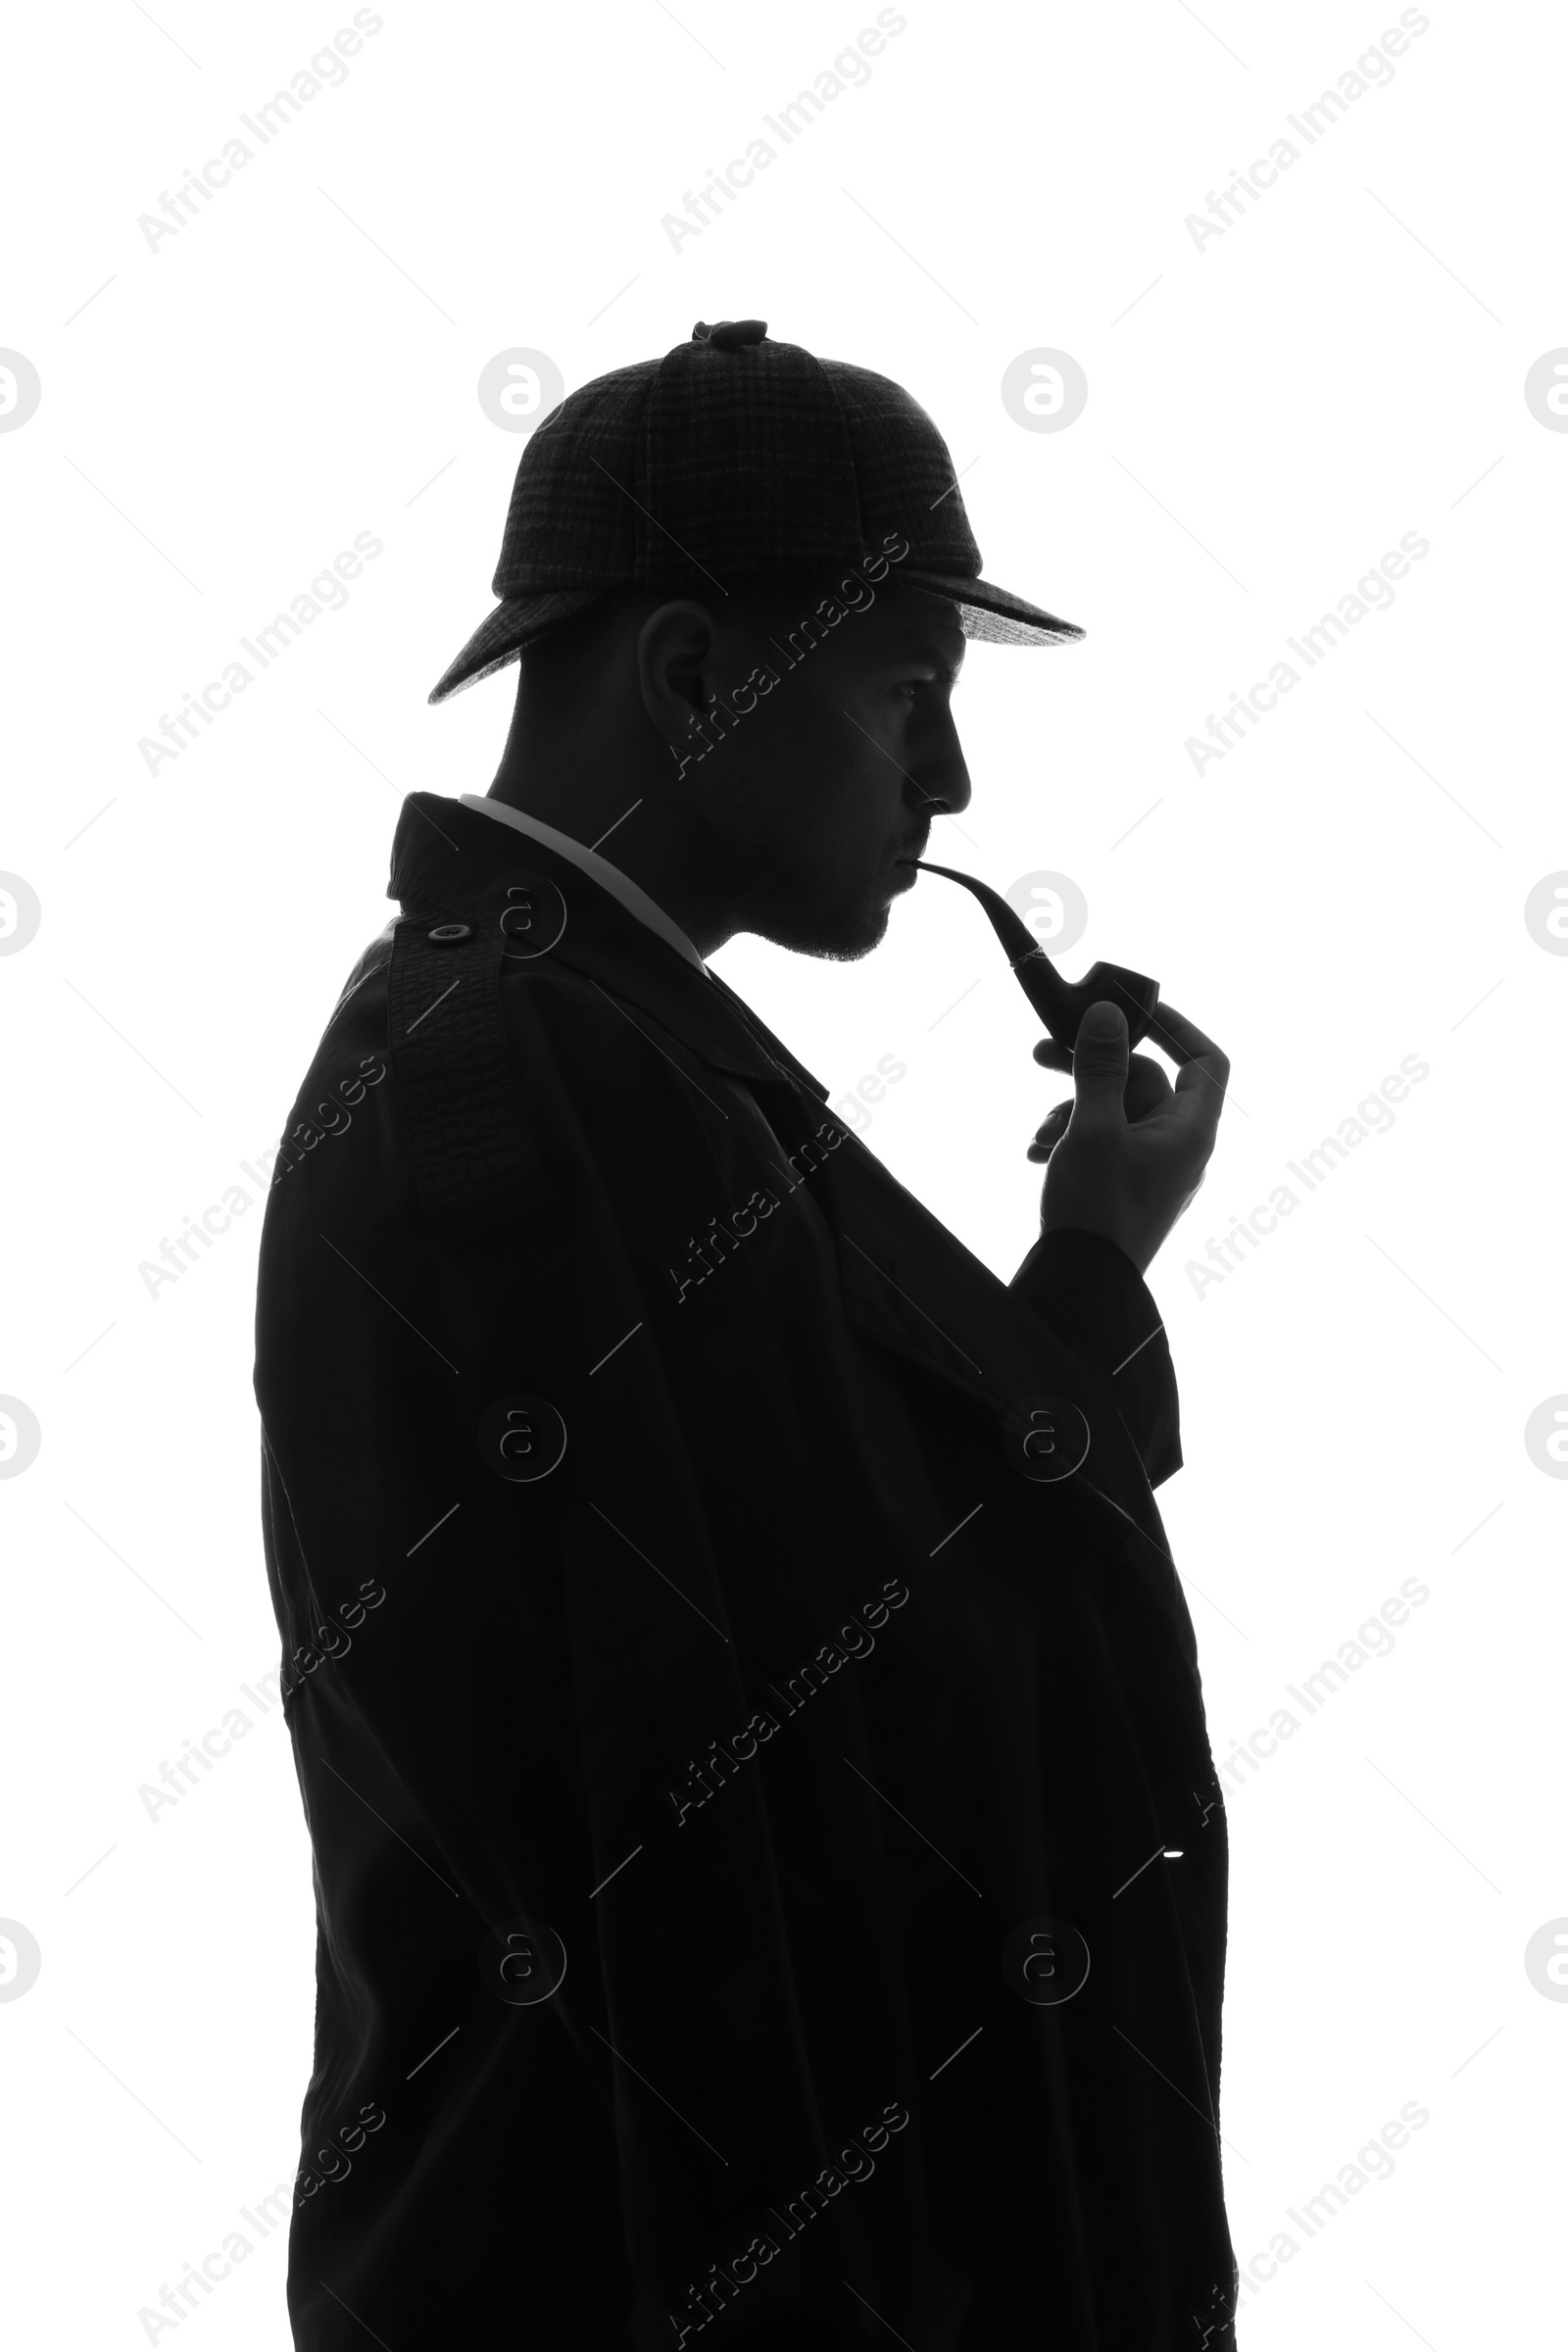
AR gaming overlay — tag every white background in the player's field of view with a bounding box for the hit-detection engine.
[3,0,1564,2341]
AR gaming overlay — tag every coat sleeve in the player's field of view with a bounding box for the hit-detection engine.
[1008,1227,1182,1487]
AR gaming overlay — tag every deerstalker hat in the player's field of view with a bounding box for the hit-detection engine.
[429,318,1083,703]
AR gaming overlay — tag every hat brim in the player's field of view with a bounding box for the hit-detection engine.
[897,569,1084,647]
[428,568,1084,705]
[427,590,608,705]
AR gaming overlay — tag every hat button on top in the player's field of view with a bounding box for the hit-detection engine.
[428,922,472,944]
[691,318,767,349]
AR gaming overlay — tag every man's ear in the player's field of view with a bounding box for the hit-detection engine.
[636,601,724,753]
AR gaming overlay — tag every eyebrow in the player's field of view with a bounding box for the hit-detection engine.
[897,637,965,682]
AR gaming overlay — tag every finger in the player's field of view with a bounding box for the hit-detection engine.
[1067,1002,1130,1116]
[1031,1061,1165,1155]
[1140,999,1229,1083]
[1030,1100,1072,1143]
[1141,1000,1230,1149]
[1034,1041,1169,1121]
[1123,1055,1173,1122]
[1026,1093,1072,1164]
[1036,1038,1173,1088]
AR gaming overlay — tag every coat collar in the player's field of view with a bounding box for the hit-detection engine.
[388,792,827,1098]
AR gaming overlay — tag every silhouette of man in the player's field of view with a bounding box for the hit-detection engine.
[255,318,1235,2349]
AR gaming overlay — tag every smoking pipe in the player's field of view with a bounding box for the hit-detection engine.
[913,860,1160,1055]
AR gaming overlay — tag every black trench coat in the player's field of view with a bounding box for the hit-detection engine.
[254,793,1235,2350]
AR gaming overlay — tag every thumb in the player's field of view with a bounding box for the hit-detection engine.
[1071,1001,1130,1108]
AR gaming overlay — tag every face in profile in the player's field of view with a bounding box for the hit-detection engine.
[670,583,973,960]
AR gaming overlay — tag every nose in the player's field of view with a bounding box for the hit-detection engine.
[906,704,971,818]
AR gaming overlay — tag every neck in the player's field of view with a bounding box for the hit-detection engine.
[487,708,734,956]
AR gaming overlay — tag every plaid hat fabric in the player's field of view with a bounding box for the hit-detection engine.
[429,321,1084,703]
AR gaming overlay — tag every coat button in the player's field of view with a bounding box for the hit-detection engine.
[428,922,472,944]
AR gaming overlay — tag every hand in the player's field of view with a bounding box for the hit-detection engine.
[1028,1001,1229,1275]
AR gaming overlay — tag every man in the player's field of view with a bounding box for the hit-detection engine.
[255,318,1235,2349]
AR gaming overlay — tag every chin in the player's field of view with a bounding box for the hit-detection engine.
[748,871,897,962]
[788,899,892,963]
